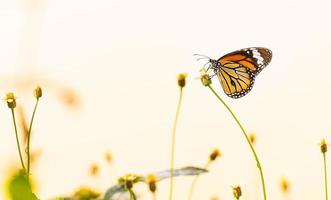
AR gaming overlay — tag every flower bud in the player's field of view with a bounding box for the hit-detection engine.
[6,92,16,109]
[34,86,42,100]
[209,149,221,162]
[177,73,187,88]
[200,69,212,86]
[232,185,242,199]
[146,174,157,193]
[320,138,328,153]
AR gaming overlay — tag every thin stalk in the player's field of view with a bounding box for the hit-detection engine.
[207,85,267,200]
[129,190,137,200]
[169,87,184,200]
[188,161,211,200]
[11,108,26,171]
[323,153,329,200]
[152,192,157,200]
[27,99,39,178]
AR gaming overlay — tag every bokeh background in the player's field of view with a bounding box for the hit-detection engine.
[0,0,330,199]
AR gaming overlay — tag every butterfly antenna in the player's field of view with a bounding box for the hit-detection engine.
[193,54,211,61]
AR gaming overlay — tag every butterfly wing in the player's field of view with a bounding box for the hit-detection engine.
[217,47,272,98]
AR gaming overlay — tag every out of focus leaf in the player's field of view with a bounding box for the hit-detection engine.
[8,172,39,200]
[150,166,208,181]
[104,166,208,200]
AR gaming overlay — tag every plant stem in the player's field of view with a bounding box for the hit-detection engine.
[169,87,184,200]
[207,85,267,200]
[27,99,39,178]
[153,192,157,200]
[129,190,137,200]
[11,108,26,171]
[323,153,329,200]
[188,161,211,200]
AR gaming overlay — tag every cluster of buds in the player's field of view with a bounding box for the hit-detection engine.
[5,86,42,109]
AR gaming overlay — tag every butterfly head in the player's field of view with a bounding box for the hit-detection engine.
[209,59,220,72]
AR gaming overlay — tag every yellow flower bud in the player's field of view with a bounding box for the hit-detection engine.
[232,185,242,199]
[5,92,17,109]
[177,73,187,88]
[104,152,112,164]
[34,86,42,100]
[146,174,157,193]
[280,176,290,194]
[118,174,140,190]
[89,163,99,177]
[209,149,221,162]
[320,138,328,153]
[249,133,256,145]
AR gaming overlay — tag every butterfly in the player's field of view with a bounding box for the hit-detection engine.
[197,47,272,98]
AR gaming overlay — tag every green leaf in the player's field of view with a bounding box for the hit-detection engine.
[104,166,208,200]
[8,172,39,200]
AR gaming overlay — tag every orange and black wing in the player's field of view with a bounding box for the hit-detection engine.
[217,47,272,98]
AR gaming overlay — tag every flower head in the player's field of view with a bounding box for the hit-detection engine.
[200,69,212,86]
[89,163,100,177]
[280,176,290,194]
[177,73,187,88]
[146,174,157,193]
[320,138,328,153]
[118,174,141,190]
[249,133,256,145]
[104,151,112,164]
[209,148,221,162]
[5,92,17,109]
[232,185,242,199]
[34,86,42,100]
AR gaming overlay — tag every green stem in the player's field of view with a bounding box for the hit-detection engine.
[207,85,267,200]
[129,190,137,200]
[169,87,184,200]
[324,153,329,200]
[27,99,39,178]
[11,108,26,171]
[188,161,211,200]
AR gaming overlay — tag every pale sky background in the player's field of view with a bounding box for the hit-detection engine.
[0,0,331,199]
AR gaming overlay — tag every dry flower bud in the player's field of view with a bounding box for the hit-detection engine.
[320,138,328,153]
[118,174,140,190]
[209,149,221,161]
[104,152,112,163]
[5,92,17,109]
[249,133,256,145]
[89,163,99,177]
[280,176,290,194]
[146,174,157,193]
[232,185,242,199]
[177,73,187,88]
[34,86,42,100]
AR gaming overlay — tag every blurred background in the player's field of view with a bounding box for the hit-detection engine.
[0,0,331,199]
